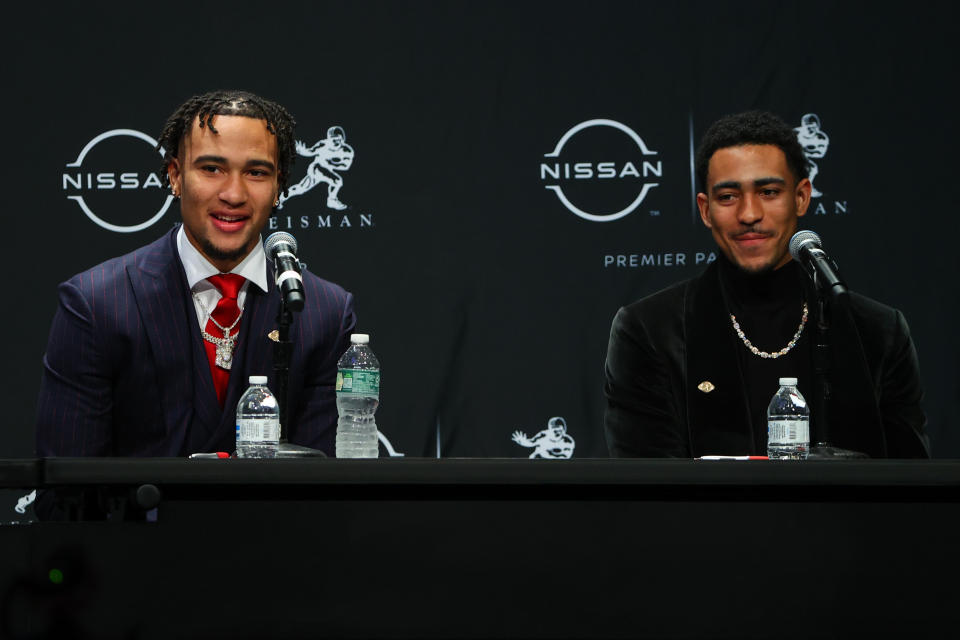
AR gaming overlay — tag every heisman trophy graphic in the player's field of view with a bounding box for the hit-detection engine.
[512,417,575,459]
[794,114,830,198]
[278,126,354,210]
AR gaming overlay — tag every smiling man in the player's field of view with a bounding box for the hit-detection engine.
[603,110,928,458]
[36,90,356,459]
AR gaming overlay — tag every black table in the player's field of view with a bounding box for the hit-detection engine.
[2,458,958,638]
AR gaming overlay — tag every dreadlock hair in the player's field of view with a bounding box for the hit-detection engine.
[694,110,808,194]
[156,89,297,195]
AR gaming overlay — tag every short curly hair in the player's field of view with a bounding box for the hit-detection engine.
[156,89,297,195]
[694,110,808,193]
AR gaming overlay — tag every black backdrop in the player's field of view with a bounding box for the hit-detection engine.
[3,1,957,462]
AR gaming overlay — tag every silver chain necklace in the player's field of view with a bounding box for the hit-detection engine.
[194,293,243,370]
[730,303,808,359]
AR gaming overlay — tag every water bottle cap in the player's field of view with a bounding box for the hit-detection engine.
[350,333,370,344]
[779,377,798,386]
[249,375,268,385]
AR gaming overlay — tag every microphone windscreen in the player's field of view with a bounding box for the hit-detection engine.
[789,230,821,260]
[264,231,298,257]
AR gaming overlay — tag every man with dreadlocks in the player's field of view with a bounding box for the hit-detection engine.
[36,90,356,459]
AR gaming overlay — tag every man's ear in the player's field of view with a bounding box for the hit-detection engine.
[697,192,712,228]
[795,177,812,218]
[167,158,182,196]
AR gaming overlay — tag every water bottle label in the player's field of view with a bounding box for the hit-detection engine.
[336,369,380,394]
[237,418,279,443]
[768,419,809,444]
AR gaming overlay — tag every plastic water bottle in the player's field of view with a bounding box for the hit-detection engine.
[336,333,380,458]
[235,375,280,458]
[767,377,809,460]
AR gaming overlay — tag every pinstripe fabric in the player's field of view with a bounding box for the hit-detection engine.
[36,226,356,457]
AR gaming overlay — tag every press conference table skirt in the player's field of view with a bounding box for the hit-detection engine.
[2,458,958,638]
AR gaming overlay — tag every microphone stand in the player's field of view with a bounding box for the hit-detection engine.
[809,281,834,458]
[273,296,327,458]
[806,268,866,460]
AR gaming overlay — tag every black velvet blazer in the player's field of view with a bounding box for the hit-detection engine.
[603,263,929,458]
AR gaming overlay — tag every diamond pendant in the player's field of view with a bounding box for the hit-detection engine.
[215,340,234,370]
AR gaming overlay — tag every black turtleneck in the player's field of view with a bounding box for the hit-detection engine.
[717,254,814,454]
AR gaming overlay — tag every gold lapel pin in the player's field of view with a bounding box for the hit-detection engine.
[268,330,279,342]
[697,381,715,393]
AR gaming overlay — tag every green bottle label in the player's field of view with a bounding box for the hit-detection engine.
[336,369,380,394]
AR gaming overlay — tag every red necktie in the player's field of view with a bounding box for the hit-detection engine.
[204,274,246,407]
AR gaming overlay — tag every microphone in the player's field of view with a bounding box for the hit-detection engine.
[788,230,848,300]
[264,232,305,311]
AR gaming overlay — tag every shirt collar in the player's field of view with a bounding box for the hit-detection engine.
[176,225,269,293]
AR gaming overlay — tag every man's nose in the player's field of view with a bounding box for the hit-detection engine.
[219,172,247,205]
[738,194,763,225]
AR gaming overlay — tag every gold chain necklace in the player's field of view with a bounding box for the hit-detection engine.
[730,303,808,359]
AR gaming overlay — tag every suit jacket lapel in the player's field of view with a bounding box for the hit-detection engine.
[185,307,223,453]
[127,228,220,455]
[684,264,755,456]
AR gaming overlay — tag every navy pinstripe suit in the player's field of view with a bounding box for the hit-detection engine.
[36,226,356,457]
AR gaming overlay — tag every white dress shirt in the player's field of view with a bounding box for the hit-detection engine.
[176,225,270,329]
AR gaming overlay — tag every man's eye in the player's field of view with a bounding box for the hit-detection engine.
[716,193,735,202]
[760,188,780,197]
[201,165,220,174]
[249,169,267,177]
